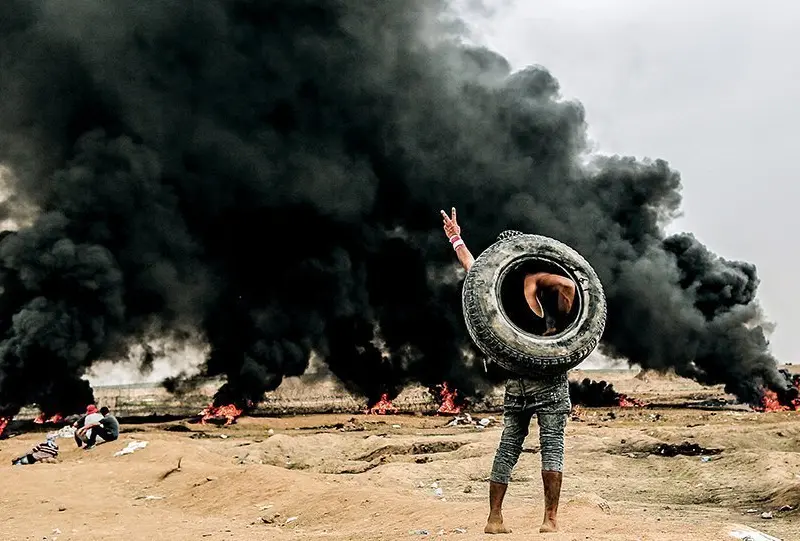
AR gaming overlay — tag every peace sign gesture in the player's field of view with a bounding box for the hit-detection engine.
[440,207,461,239]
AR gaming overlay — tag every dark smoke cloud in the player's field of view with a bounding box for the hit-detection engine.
[0,0,784,416]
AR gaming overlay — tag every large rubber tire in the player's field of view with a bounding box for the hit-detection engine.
[462,234,606,377]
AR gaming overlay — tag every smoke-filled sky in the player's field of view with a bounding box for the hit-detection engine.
[0,0,791,416]
[469,0,799,364]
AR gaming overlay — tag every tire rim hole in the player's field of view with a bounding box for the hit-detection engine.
[497,257,582,338]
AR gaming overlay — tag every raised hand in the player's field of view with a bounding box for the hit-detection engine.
[440,207,461,239]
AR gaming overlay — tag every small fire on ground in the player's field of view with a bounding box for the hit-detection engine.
[436,382,462,415]
[366,393,397,415]
[0,417,10,438]
[756,371,800,412]
[199,403,244,426]
[33,413,64,425]
[618,394,647,408]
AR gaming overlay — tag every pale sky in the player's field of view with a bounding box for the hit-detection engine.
[466,0,799,363]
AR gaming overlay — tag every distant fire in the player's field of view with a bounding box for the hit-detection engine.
[33,413,64,424]
[618,394,647,408]
[199,403,243,425]
[366,393,397,415]
[755,370,800,413]
[436,382,462,415]
[0,416,10,438]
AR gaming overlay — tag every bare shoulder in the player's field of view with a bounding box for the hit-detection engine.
[528,272,574,289]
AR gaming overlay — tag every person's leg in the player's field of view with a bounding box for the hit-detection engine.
[85,427,112,448]
[486,401,534,534]
[537,412,567,533]
[74,431,83,448]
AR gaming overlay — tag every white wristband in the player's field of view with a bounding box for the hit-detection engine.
[452,239,465,250]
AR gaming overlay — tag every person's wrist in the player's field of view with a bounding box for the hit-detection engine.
[449,234,465,250]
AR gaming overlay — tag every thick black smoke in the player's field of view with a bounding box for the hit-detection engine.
[569,379,624,408]
[0,0,785,417]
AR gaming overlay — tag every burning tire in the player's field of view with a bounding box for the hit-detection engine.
[462,234,606,377]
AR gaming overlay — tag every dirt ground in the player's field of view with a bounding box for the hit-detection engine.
[1,370,799,541]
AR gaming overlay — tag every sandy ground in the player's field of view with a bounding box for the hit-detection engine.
[1,370,799,541]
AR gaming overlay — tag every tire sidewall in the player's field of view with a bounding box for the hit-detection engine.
[462,234,607,376]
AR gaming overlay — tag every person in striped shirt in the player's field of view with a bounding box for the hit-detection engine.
[11,435,59,465]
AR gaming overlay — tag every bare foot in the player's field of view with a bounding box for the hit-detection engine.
[539,518,558,533]
[484,517,512,534]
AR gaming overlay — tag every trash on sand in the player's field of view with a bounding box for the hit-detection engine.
[52,426,76,439]
[285,516,298,524]
[729,528,782,541]
[219,434,228,439]
[409,530,429,535]
[778,505,794,512]
[114,441,148,456]
[760,511,773,519]
[746,509,759,514]
[392,424,401,428]
[701,456,712,462]
[452,527,467,534]
[652,442,723,457]
[267,429,275,435]
[433,488,443,497]
[430,482,439,489]
[446,414,497,428]
[135,495,164,501]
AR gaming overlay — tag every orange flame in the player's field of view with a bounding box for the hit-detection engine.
[758,390,790,412]
[366,393,397,415]
[755,376,800,412]
[618,394,646,408]
[199,403,243,426]
[33,413,64,425]
[0,416,10,438]
[436,382,462,415]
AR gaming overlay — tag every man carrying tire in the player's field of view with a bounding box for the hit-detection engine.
[440,207,574,534]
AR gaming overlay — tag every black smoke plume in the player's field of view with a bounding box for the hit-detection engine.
[569,379,624,408]
[0,0,785,417]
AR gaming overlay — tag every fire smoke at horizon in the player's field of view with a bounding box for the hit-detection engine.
[0,0,788,419]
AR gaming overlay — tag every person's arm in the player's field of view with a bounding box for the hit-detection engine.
[440,207,475,271]
[534,273,576,313]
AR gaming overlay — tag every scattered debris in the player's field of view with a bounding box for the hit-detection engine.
[260,513,280,524]
[746,509,759,514]
[135,495,164,501]
[433,487,443,498]
[700,456,713,462]
[760,511,773,519]
[729,528,782,541]
[267,429,275,435]
[392,424,402,428]
[452,528,467,534]
[52,426,76,439]
[58,507,66,512]
[284,516,298,524]
[409,530,429,535]
[446,414,497,428]
[114,441,148,457]
[463,485,472,494]
[652,442,723,457]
